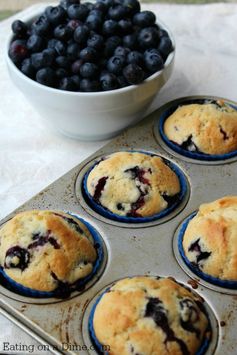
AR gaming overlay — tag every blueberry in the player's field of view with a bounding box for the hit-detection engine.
[123,63,144,84]
[84,2,94,11]
[80,62,99,78]
[97,0,114,10]
[54,24,73,42]
[55,56,71,69]
[123,33,137,49]
[157,36,173,60]
[27,34,45,53]
[31,49,55,70]
[71,59,84,74]
[86,14,103,32]
[107,55,126,75]
[118,19,133,34]
[48,39,66,56]
[71,74,81,88]
[11,20,28,37]
[55,67,68,79]
[87,33,104,50]
[114,46,130,57]
[144,52,164,73]
[67,4,89,21]
[80,78,101,92]
[103,20,119,36]
[60,0,78,10]
[133,11,156,28]
[4,246,30,271]
[45,5,66,26]
[74,25,90,44]
[127,50,144,67]
[138,27,159,49]
[117,75,128,88]
[9,40,29,64]
[36,67,56,87]
[67,19,83,30]
[67,42,80,60]
[104,35,122,57]
[59,77,78,91]
[144,48,160,56]
[21,58,35,78]
[32,15,51,36]
[159,29,169,38]
[108,5,128,21]
[100,72,118,90]
[118,0,140,15]
[80,47,97,62]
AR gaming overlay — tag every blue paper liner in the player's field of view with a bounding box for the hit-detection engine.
[88,283,211,355]
[159,99,237,161]
[178,213,237,289]
[82,151,188,223]
[0,214,104,298]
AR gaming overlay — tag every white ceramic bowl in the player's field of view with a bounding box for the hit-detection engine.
[6,10,175,141]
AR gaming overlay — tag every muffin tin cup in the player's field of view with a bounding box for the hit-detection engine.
[82,151,189,224]
[0,214,105,299]
[176,212,237,290]
[82,277,218,355]
[154,96,237,165]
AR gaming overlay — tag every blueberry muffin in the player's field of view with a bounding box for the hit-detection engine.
[182,196,237,282]
[164,101,237,155]
[0,210,97,293]
[91,276,210,355]
[86,152,181,218]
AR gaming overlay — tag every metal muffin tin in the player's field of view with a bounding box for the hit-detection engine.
[0,95,236,354]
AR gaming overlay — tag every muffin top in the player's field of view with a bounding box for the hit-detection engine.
[86,152,181,217]
[0,210,97,292]
[182,196,237,281]
[164,101,237,155]
[93,276,210,355]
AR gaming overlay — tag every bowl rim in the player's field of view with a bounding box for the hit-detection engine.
[5,8,176,97]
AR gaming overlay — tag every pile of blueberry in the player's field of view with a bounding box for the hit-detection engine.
[9,0,173,92]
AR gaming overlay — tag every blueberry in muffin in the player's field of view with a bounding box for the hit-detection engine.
[164,100,237,155]
[0,210,99,296]
[90,276,211,355]
[85,151,183,219]
[181,196,237,284]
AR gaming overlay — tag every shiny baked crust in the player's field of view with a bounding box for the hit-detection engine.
[164,101,237,155]
[182,196,237,280]
[93,276,209,355]
[86,152,181,217]
[0,210,97,292]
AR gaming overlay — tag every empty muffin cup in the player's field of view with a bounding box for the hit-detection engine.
[159,98,237,161]
[82,151,188,223]
[0,211,104,298]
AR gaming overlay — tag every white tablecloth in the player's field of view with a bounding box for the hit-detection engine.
[0,2,237,353]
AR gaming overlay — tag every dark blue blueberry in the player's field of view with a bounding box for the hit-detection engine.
[104,35,121,57]
[138,27,160,49]
[67,42,80,60]
[59,77,78,91]
[67,18,83,30]
[71,75,81,89]
[80,62,99,78]
[9,40,29,64]
[45,5,66,26]
[108,5,128,21]
[93,1,107,14]
[80,78,101,92]
[74,25,90,44]
[97,0,114,9]
[144,48,160,56]
[31,49,55,70]
[123,63,144,84]
[114,46,130,57]
[127,50,144,67]
[55,56,71,69]
[36,67,56,87]
[4,246,30,271]
[87,33,104,50]
[93,176,108,201]
[67,4,89,20]
[71,59,84,74]
[159,29,169,38]
[103,20,119,37]
[118,0,140,15]
[48,39,66,56]
[80,47,97,62]
[118,19,133,34]
[157,36,173,61]
[123,33,137,49]
[60,0,78,10]
[100,72,118,91]
[144,52,164,73]
[86,14,103,32]
[133,11,156,28]
[21,58,35,78]
[11,20,28,37]
[55,67,68,80]
[32,15,51,36]
[117,75,128,88]
[107,55,126,74]
[54,24,73,42]
[83,2,94,11]
[27,34,45,53]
